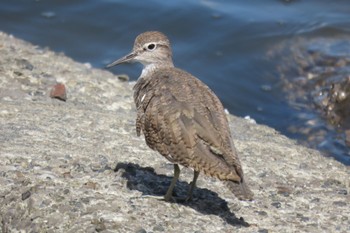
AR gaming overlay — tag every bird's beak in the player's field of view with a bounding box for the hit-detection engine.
[105,51,137,68]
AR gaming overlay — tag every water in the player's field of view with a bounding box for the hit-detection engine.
[1,0,349,164]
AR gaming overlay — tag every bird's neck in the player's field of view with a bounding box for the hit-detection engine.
[139,64,156,79]
[139,62,174,79]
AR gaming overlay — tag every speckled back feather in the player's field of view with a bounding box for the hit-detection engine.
[133,67,253,200]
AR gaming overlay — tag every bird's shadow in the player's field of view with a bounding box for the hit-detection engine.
[114,162,250,227]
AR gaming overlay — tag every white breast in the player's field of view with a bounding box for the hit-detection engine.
[140,64,156,79]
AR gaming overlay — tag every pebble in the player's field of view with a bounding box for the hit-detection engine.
[21,190,31,201]
[271,202,282,208]
[50,83,67,101]
[117,74,129,82]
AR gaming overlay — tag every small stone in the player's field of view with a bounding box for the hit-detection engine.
[271,201,282,208]
[13,70,23,76]
[117,74,129,82]
[63,171,73,178]
[50,83,67,101]
[337,189,348,195]
[21,190,31,200]
[90,163,103,172]
[84,181,98,190]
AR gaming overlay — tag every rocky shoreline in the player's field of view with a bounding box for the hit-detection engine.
[268,37,350,164]
[0,32,349,233]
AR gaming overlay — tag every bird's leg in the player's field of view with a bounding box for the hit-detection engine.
[164,164,180,202]
[184,170,200,202]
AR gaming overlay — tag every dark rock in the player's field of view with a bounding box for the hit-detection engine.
[21,190,31,201]
[337,189,348,195]
[271,202,282,208]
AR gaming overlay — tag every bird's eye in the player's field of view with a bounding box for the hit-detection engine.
[147,43,156,50]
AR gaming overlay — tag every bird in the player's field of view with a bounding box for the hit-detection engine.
[106,31,253,202]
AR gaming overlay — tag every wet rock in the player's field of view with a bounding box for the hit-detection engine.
[268,37,350,163]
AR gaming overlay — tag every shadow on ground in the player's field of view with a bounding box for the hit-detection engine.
[115,162,250,227]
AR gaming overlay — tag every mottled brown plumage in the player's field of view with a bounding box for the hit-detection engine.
[107,31,253,201]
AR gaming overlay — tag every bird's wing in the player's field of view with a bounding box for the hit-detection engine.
[134,68,244,181]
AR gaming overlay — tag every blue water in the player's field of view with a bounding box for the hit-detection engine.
[1,0,349,164]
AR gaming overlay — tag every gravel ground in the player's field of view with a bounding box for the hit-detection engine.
[0,31,349,233]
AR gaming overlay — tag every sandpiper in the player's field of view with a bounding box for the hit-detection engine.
[107,31,253,202]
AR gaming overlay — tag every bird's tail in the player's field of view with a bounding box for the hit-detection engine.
[225,179,254,201]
